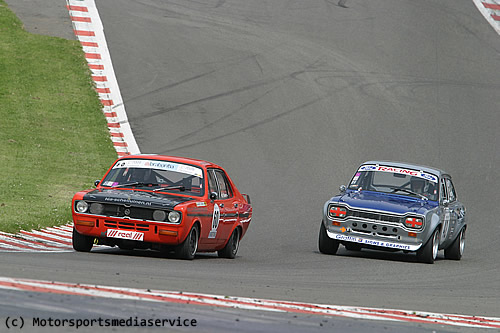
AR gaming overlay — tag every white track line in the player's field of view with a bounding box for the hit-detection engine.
[0,277,498,329]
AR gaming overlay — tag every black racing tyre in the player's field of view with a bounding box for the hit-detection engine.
[175,225,199,260]
[72,227,94,252]
[444,228,465,260]
[218,227,240,259]
[416,228,440,264]
[344,243,362,252]
[318,222,339,255]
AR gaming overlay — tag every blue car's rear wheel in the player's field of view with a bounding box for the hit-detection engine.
[318,222,339,255]
[444,228,465,260]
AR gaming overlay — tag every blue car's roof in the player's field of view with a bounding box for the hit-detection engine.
[360,160,447,178]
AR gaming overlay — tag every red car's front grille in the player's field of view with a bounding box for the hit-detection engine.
[104,220,150,232]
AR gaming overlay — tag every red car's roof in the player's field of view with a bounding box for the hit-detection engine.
[118,154,222,169]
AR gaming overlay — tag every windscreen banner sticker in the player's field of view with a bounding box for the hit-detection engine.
[208,204,220,239]
[358,165,438,183]
[112,160,203,178]
[106,229,144,241]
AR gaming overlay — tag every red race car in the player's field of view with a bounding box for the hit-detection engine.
[72,154,252,259]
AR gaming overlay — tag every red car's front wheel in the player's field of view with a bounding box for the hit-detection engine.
[72,228,94,252]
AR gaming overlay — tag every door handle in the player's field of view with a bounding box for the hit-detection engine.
[220,203,224,208]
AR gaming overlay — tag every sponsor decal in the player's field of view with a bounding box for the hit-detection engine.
[351,173,360,184]
[332,233,414,250]
[358,165,438,183]
[196,202,207,207]
[112,159,203,178]
[208,204,220,239]
[106,229,144,241]
[104,197,152,206]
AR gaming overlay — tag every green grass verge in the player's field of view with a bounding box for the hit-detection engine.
[0,1,118,233]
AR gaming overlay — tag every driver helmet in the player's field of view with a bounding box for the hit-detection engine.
[410,176,426,194]
[128,168,152,182]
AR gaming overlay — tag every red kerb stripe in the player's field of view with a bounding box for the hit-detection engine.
[0,239,39,250]
[113,142,128,147]
[104,112,117,117]
[81,41,99,47]
[117,152,130,156]
[108,123,121,128]
[19,231,72,246]
[101,100,113,106]
[85,53,101,60]
[89,64,105,70]
[492,14,500,21]
[74,30,95,37]
[92,76,108,82]
[70,16,91,23]
[67,5,88,12]
[110,132,124,137]
[483,2,500,10]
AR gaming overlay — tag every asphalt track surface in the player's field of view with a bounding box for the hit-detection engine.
[4,0,500,331]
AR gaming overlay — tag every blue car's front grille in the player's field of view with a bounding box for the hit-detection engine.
[348,210,401,224]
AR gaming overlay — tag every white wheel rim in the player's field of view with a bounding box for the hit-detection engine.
[459,230,465,255]
[432,231,439,259]
[190,229,198,256]
[232,229,240,255]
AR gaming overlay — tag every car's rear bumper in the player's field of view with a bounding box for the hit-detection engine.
[326,229,422,251]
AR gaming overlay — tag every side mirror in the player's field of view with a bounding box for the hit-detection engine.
[94,180,101,187]
[339,185,346,194]
[210,192,218,201]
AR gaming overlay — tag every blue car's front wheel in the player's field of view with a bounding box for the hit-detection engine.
[318,222,339,255]
[417,228,440,264]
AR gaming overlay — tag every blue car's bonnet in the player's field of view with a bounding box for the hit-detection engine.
[336,190,438,215]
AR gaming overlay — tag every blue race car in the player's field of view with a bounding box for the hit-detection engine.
[319,161,466,263]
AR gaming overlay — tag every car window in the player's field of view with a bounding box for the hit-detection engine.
[214,169,233,199]
[440,179,448,202]
[445,178,457,202]
[207,169,218,195]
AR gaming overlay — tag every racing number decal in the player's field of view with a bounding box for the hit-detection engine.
[208,204,220,239]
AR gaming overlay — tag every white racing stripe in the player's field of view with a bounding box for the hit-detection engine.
[0,277,498,329]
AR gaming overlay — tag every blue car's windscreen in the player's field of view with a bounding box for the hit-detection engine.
[348,165,439,201]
